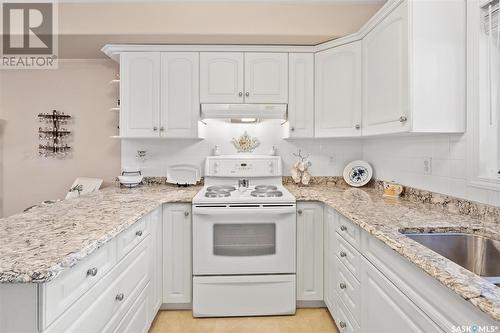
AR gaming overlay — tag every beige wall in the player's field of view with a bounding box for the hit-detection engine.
[56,2,382,58]
[0,60,120,216]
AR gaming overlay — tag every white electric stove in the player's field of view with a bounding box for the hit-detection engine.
[192,155,297,317]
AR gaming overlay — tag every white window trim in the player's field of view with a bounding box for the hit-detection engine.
[468,0,500,191]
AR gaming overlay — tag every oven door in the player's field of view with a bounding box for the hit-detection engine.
[192,204,296,275]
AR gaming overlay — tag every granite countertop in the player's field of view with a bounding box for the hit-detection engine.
[286,183,500,323]
[0,184,201,284]
[0,182,498,321]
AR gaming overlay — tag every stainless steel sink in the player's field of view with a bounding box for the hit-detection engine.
[402,232,500,285]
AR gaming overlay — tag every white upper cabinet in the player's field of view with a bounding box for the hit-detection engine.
[200,52,288,104]
[120,52,161,137]
[363,3,408,136]
[315,42,362,137]
[160,53,200,138]
[200,53,244,103]
[287,53,314,138]
[362,0,465,136]
[244,53,288,103]
[120,52,200,138]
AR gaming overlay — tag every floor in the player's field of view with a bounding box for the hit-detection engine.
[149,308,340,333]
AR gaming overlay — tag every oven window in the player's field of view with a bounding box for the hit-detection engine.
[213,223,276,256]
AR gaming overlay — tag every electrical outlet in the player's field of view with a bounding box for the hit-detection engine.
[423,157,432,175]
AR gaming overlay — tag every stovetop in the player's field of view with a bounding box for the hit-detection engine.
[192,184,296,204]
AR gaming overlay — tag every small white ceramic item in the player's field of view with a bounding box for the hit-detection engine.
[343,160,373,187]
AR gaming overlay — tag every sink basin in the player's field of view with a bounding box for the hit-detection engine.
[403,232,500,285]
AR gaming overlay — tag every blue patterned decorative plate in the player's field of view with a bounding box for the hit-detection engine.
[343,160,373,187]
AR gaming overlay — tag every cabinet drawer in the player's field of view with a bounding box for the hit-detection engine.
[40,240,117,329]
[114,282,150,333]
[335,257,360,324]
[336,214,360,249]
[45,236,151,333]
[335,296,360,333]
[116,216,150,262]
[335,233,361,280]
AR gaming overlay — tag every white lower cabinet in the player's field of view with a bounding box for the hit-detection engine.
[359,257,441,333]
[296,202,323,302]
[162,203,192,305]
[148,208,163,320]
[114,282,151,333]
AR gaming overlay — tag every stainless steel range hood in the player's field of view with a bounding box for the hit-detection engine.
[200,104,287,120]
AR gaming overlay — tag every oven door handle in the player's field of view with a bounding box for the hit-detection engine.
[193,207,296,216]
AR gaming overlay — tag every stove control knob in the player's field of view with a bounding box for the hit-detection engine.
[268,162,274,174]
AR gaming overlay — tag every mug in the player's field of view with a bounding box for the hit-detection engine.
[383,182,403,198]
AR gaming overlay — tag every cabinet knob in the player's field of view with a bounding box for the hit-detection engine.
[339,251,347,258]
[160,126,165,131]
[86,267,98,277]
[355,124,361,130]
[184,211,190,217]
[238,92,243,97]
[136,230,143,237]
[115,293,125,302]
[153,126,158,131]
[290,127,295,132]
[340,282,347,290]
[399,115,408,123]
[245,92,250,97]
[339,321,347,328]
[297,209,303,215]
[340,225,347,231]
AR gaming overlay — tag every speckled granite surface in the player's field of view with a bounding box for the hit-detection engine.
[0,181,499,321]
[286,183,500,322]
[0,184,201,283]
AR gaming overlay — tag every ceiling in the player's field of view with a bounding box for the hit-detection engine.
[55,1,384,58]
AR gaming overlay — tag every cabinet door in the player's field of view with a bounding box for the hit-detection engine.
[120,52,160,137]
[160,53,200,138]
[287,53,314,138]
[244,53,288,103]
[323,207,337,313]
[163,203,192,304]
[360,257,442,333]
[200,52,244,103]
[296,202,323,301]
[362,2,409,136]
[147,208,162,321]
[315,42,362,138]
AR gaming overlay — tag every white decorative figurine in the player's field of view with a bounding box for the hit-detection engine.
[291,149,312,185]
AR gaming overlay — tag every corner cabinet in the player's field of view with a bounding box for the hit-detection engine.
[200,52,288,104]
[120,52,200,138]
[286,53,314,138]
[162,203,192,305]
[315,42,362,138]
[362,0,466,135]
[296,202,323,302]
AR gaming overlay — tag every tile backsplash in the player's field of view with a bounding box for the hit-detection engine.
[362,134,500,208]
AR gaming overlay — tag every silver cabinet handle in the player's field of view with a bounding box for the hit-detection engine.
[238,92,243,97]
[136,230,143,237]
[184,211,189,217]
[160,126,165,132]
[340,225,347,231]
[355,124,361,130]
[340,251,347,257]
[340,282,347,290]
[153,126,158,131]
[245,92,250,97]
[297,209,303,215]
[87,267,98,277]
[399,115,408,122]
[339,321,347,328]
[290,127,295,132]
[115,293,124,301]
